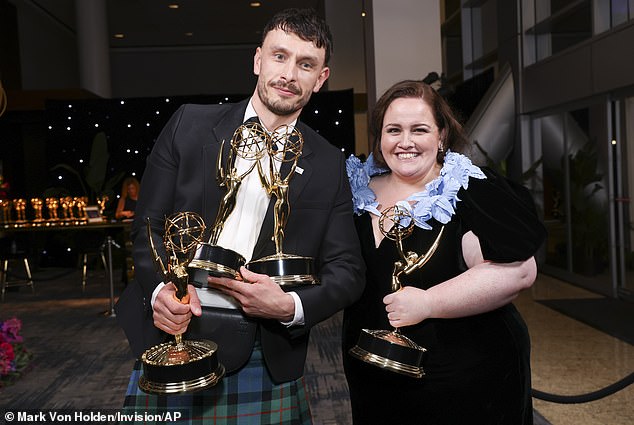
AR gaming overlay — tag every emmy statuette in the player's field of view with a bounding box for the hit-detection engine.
[349,205,444,378]
[188,121,267,285]
[247,125,318,287]
[1,199,11,225]
[138,212,224,394]
[31,198,45,224]
[13,199,28,225]
[45,197,60,223]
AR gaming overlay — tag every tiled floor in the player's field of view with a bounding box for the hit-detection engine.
[306,272,634,425]
[518,274,634,425]
[1,268,632,424]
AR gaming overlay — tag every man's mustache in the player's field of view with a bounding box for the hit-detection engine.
[270,81,301,95]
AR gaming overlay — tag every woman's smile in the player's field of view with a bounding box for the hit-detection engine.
[395,152,420,160]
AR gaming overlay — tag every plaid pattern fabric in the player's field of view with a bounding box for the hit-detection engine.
[121,346,312,425]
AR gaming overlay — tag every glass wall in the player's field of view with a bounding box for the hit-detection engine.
[523,0,633,66]
[537,104,613,292]
[535,97,633,298]
[594,0,634,33]
[461,0,498,79]
[618,96,634,297]
[522,0,593,64]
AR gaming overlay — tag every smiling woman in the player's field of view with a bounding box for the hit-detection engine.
[374,97,443,194]
[342,79,546,425]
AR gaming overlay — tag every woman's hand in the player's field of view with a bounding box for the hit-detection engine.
[116,209,135,219]
[384,286,431,328]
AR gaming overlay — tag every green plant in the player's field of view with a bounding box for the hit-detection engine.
[567,141,608,274]
[46,132,124,204]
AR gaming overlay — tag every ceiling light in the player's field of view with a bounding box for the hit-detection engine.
[114,33,125,39]
[185,32,193,36]
[250,2,262,7]
[168,4,179,9]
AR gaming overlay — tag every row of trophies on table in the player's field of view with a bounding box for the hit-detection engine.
[0,196,109,227]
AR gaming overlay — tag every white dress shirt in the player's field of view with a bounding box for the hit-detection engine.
[152,99,305,326]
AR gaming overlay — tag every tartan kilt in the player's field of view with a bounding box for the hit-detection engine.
[121,345,312,425]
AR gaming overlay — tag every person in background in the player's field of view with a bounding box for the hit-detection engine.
[114,176,139,220]
[343,79,546,424]
[113,177,139,285]
[115,8,365,424]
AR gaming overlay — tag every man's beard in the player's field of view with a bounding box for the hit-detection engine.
[257,79,309,116]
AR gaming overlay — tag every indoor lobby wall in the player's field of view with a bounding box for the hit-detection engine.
[11,0,78,91]
[523,21,634,114]
[109,46,257,98]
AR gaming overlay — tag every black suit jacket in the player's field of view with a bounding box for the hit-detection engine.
[115,99,365,383]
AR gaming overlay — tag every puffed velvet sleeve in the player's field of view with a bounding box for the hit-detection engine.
[456,167,546,262]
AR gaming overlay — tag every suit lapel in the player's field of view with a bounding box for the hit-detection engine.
[202,100,248,223]
[212,102,247,147]
[288,122,314,205]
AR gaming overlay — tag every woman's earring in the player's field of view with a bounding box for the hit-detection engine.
[438,144,444,153]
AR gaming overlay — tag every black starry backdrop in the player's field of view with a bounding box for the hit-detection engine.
[44,89,356,205]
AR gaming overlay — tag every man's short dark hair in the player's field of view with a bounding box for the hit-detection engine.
[262,8,334,65]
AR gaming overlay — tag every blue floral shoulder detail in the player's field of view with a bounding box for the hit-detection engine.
[345,151,486,230]
[346,153,388,216]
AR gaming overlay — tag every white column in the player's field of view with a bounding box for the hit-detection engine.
[323,0,367,93]
[75,0,111,98]
[369,0,442,101]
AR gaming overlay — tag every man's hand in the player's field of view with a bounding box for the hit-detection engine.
[207,266,295,321]
[152,283,202,335]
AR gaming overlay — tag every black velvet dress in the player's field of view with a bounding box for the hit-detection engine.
[342,168,546,425]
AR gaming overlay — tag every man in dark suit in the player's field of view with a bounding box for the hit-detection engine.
[115,8,365,423]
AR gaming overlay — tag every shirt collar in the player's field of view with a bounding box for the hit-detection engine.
[244,98,298,132]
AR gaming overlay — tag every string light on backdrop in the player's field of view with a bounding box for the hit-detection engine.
[44,90,355,203]
[5,90,356,267]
